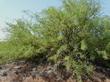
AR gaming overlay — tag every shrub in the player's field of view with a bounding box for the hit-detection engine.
[0,0,110,81]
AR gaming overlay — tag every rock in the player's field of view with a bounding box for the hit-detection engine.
[23,76,46,82]
[92,76,102,82]
[105,79,110,82]
[13,66,21,69]
[7,72,23,82]
[31,71,40,79]
[0,61,109,82]
[0,68,10,76]
[0,66,2,69]
[67,78,76,82]
[23,76,34,82]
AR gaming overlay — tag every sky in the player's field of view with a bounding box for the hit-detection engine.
[0,0,110,40]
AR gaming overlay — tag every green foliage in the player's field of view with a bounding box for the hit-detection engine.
[0,0,110,81]
[0,20,39,63]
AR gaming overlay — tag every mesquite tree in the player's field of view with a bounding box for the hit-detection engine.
[0,0,110,81]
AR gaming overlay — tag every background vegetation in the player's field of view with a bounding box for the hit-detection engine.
[0,0,110,81]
